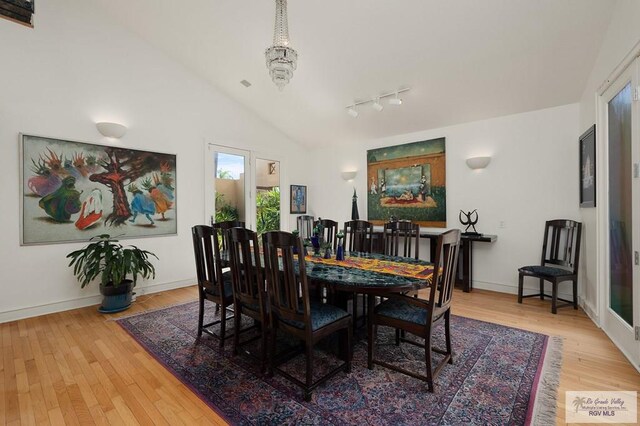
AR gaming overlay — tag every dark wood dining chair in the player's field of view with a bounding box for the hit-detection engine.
[296,215,315,240]
[383,220,420,259]
[314,218,339,250]
[211,220,246,253]
[227,227,269,372]
[191,225,235,347]
[368,229,461,392]
[518,219,582,314]
[262,231,352,401]
[343,220,374,253]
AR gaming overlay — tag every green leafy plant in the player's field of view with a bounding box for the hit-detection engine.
[256,187,280,235]
[214,192,240,223]
[66,234,157,288]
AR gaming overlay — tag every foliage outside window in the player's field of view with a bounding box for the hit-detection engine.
[214,192,239,223]
[257,187,280,235]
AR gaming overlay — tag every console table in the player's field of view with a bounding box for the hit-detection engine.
[371,228,497,292]
[421,232,497,292]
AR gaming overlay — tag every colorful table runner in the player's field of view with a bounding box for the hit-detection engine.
[305,255,434,281]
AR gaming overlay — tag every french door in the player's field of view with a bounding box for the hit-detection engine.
[601,58,640,368]
[205,144,252,229]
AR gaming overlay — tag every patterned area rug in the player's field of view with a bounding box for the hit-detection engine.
[117,301,562,425]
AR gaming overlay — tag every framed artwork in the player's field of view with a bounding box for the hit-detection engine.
[290,184,307,214]
[579,125,596,208]
[367,137,446,227]
[20,134,177,245]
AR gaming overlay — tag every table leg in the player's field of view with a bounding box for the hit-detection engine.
[429,237,437,262]
[461,240,473,292]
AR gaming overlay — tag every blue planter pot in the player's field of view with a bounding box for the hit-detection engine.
[98,280,133,313]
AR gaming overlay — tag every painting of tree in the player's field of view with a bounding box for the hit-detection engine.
[21,135,177,245]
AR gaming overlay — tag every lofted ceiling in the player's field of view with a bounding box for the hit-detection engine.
[92,0,615,146]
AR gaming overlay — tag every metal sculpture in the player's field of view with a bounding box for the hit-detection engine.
[459,209,480,235]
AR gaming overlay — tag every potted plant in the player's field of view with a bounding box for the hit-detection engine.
[67,234,158,313]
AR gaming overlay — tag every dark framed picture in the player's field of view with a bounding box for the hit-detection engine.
[579,124,596,208]
[20,134,177,245]
[290,184,307,214]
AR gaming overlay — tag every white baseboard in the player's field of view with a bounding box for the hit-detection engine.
[0,278,196,324]
[472,280,574,301]
[580,299,600,327]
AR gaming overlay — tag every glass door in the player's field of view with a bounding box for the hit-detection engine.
[205,144,252,229]
[602,59,640,366]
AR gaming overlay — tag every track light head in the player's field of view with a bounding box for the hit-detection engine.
[372,98,384,112]
[389,92,403,105]
[347,106,359,117]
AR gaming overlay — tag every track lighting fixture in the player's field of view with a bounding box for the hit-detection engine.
[389,92,403,106]
[345,87,409,117]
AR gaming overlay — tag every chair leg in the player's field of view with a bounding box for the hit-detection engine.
[304,341,313,402]
[197,295,205,337]
[395,328,401,346]
[344,325,352,373]
[367,298,375,370]
[517,274,524,304]
[219,304,227,348]
[539,279,545,300]
[424,329,434,393]
[551,282,558,314]
[573,279,578,309]
[260,323,268,374]
[267,322,276,378]
[445,310,453,365]
[232,306,241,356]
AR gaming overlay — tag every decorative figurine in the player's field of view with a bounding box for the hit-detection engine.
[336,231,345,261]
[459,209,480,235]
[351,188,360,220]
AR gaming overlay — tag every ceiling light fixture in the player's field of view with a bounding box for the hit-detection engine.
[345,88,409,117]
[265,0,298,91]
[389,92,403,106]
[96,122,127,139]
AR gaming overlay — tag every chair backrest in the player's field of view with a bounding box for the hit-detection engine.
[314,218,339,250]
[383,220,420,259]
[296,215,315,240]
[541,219,582,274]
[343,220,374,253]
[211,220,246,251]
[192,225,225,297]
[262,231,312,333]
[428,229,461,311]
[228,227,266,314]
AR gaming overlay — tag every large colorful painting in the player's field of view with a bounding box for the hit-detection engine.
[20,134,177,245]
[367,138,446,227]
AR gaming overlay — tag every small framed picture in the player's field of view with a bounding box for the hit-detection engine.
[290,185,307,214]
[579,124,596,208]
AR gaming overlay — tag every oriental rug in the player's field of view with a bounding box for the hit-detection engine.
[117,301,561,425]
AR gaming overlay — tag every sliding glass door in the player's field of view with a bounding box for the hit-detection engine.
[602,58,640,366]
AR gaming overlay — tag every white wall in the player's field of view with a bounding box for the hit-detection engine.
[0,0,308,322]
[309,104,581,296]
[578,0,640,323]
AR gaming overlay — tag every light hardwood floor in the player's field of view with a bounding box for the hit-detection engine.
[1,286,638,425]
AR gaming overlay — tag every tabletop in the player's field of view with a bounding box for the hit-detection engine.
[221,250,434,295]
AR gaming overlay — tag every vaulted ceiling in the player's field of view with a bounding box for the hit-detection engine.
[93,0,615,146]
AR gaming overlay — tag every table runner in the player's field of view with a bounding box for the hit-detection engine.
[305,254,434,281]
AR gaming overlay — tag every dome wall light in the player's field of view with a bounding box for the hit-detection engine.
[341,170,357,181]
[466,156,491,170]
[389,92,402,106]
[372,98,384,112]
[347,105,359,118]
[96,122,127,139]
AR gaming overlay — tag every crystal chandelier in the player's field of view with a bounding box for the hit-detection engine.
[265,0,298,90]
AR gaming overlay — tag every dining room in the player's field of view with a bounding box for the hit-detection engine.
[1,0,640,425]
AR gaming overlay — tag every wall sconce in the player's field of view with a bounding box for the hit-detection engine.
[466,156,491,170]
[96,122,127,139]
[341,171,357,181]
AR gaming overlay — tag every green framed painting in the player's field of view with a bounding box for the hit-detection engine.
[20,134,177,245]
[367,138,446,227]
